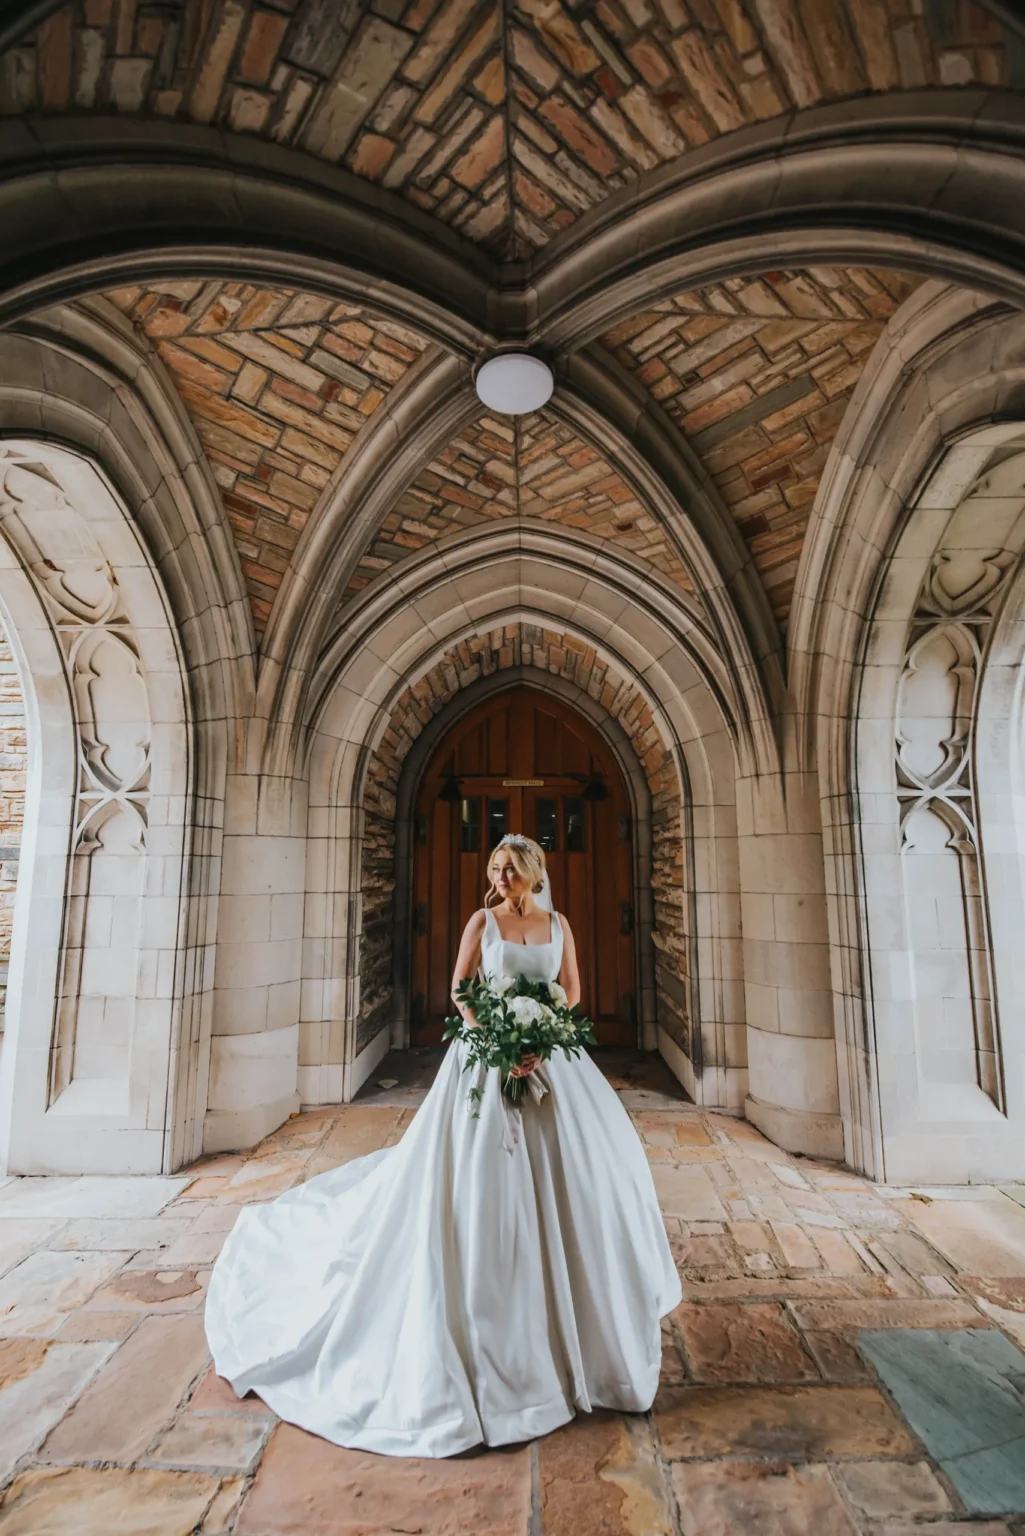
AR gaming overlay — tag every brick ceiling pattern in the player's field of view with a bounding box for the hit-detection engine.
[342,406,694,606]
[106,280,429,631]
[602,265,923,622]
[1,0,1016,256]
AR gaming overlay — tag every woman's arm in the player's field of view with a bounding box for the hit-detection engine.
[558,914,582,1009]
[451,909,487,1022]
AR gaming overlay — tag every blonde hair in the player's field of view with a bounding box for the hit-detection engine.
[486,835,546,909]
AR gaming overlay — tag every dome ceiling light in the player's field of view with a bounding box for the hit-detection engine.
[474,353,554,415]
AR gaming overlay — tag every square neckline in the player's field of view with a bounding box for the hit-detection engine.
[486,906,555,947]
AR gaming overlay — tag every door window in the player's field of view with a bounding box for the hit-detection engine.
[536,797,557,851]
[487,797,507,849]
[460,797,480,853]
[565,795,586,851]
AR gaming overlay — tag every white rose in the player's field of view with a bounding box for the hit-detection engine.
[493,975,517,996]
[549,982,568,1007]
[510,996,542,1027]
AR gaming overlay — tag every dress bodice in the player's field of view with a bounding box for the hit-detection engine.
[481,905,564,986]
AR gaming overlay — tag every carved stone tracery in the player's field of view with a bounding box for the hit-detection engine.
[896,494,1020,1112]
[0,449,153,1098]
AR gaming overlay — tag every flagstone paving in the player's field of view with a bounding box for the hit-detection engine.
[1,1062,1025,1534]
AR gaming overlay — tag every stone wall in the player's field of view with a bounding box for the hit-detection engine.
[0,616,25,1031]
[359,622,688,1055]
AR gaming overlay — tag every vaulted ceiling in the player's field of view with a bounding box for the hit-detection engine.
[341,407,694,607]
[1,0,1018,257]
[601,265,922,621]
[106,280,432,628]
[2,1,1013,661]
[103,262,925,638]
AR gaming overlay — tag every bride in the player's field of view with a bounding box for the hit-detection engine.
[204,833,681,1458]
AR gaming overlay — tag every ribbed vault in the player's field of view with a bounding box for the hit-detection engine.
[0,1,1019,258]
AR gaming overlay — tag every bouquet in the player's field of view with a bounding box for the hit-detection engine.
[444,974,597,1111]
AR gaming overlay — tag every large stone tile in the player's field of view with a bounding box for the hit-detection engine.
[122,1229,227,1268]
[148,1411,269,1472]
[0,1220,66,1279]
[874,1526,1012,1536]
[0,1251,123,1337]
[219,1158,309,1205]
[673,1302,818,1383]
[895,1196,1025,1276]
[650,1165,728,1222]
[654,1385,917,1460]
[0,1340,112,1482]
[40,1313,210,1464]
[235,1423,532,1535]
[858,1327,1025,1517]
[787,1297,981,1332]
[199,1476,246,1535]
[47,1218,192,1252]
[56,1310,141,1342]
[802,1329,873,1382]
[834,1459,952,1519]
[0,1177,190,1220]
[0,1466,223,1535]
[671,1461,858,1535]
[539,1410,674,1535]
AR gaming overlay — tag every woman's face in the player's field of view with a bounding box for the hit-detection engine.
[491,853,530,903]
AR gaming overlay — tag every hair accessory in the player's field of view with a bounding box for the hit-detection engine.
[497,833,533,850]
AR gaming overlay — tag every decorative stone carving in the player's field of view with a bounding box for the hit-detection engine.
[0,449,153,1099]
[895,492,1019,1112]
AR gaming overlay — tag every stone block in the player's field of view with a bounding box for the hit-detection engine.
[40,1313,210,1463]
[0,1467,223,1536]
[673,1302,818,1383]
[834,1459,951,1520]
[150,1411,269,1471]
[671,1461,858,1535]
[895,1196,1025,1277]
[235,1422,531,1535]
[0,1250,123,1337]
[539,1410,675,1535]
[654,1384,917,1460]
[858,1327,1025,1517]
[0,1340,113,1482]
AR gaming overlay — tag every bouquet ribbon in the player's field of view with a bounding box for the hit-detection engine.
[498,1063,550,1154]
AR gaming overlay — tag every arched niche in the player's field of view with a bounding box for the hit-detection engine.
[302,586,746,1115]
[854,428,1025,1184]
[0,442,192,1175]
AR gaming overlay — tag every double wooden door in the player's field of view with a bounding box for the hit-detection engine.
[411,688,636,1046]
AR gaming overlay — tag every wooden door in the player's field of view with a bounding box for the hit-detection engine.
[411,688,636,1046]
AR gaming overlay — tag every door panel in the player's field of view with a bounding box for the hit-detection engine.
[412,688,636,1046]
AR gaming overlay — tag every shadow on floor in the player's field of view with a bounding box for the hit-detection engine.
[353,1045,693,1111]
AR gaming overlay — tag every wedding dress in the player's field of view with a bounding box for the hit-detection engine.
[204,906,682,1457]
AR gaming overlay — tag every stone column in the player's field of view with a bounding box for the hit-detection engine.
[738,770,843,1159]
[204,772,305,1152]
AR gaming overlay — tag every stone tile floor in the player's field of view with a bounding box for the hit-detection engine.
[0,1056,1024,1533]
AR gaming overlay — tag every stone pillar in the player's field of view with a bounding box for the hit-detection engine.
[204,772,305,1152]
[738,771,843,1159]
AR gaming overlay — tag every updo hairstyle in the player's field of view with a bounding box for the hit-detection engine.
[486,835,546,908]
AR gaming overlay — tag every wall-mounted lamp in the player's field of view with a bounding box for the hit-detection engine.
[438,772,463,803]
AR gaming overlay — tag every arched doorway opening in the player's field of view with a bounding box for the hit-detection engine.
[410,686,636,1047]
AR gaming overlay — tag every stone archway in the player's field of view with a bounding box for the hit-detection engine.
[0,443,193,1175]
[358,623,687,1092]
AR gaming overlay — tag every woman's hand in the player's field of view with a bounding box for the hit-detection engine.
[509,1053,540,1078]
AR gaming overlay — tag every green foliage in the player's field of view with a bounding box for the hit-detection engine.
[444,975,597,1109]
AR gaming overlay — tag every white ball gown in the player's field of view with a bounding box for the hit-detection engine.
[204,907,682,1457]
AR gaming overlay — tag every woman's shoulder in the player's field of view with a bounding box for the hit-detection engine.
[464,907,490,933]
